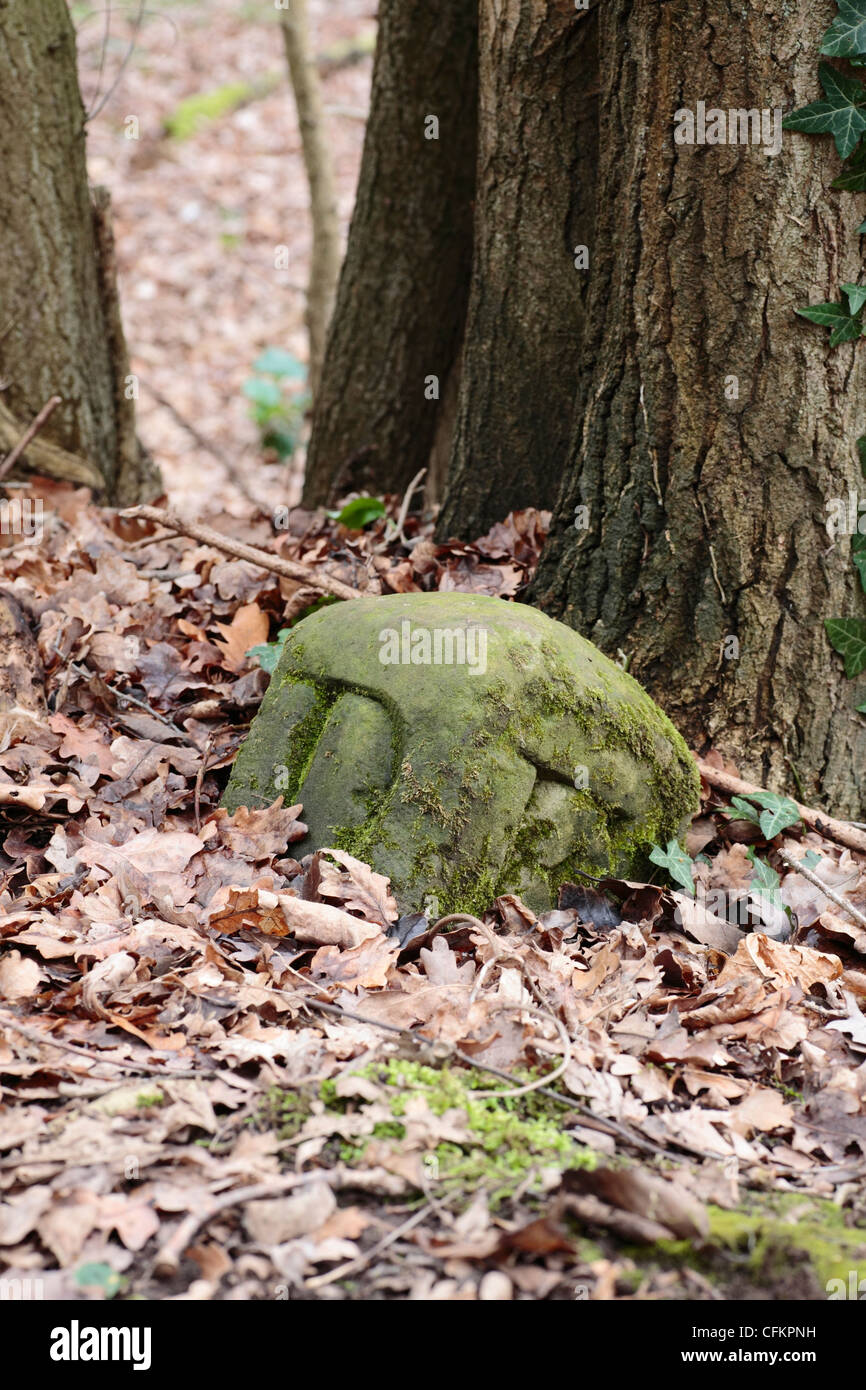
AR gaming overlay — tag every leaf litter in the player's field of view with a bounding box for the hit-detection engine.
[0,481,865,1303]
[2,0,866,1304]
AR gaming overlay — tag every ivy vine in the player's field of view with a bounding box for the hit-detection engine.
[783,3,866,694]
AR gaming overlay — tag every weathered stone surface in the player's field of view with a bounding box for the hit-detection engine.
[223,593,699,913]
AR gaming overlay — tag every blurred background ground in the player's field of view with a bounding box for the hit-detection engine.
[74,0,374,525]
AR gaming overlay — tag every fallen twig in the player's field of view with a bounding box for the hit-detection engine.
[119,504,364,601]
[392,466,426,546]
[142,381,271,517]
[0,1010,208,1079]
[778,851,866,931]
[153,1167,409,1278]
[0,395,62,481]
[153,1174,324,1277]
[304,1202,433,1291]
[696,756,866,856]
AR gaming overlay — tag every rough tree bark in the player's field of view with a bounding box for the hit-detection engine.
[531,0,866,815]
[436,0,598,540]
[301,0,478,508]
[0,0,157,502]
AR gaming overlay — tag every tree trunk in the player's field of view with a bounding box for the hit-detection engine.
[0,0,157,503]
[531,0,866,816]
[436,0,598,541]
[280,0,340,401]
[301,0,477,508]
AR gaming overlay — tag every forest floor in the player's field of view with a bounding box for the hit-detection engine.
[1,487,865,1302]
[0,1,865,1304]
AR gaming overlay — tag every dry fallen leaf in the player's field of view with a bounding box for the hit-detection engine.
[716,933,842,991]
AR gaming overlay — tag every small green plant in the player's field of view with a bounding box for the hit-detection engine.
[74,1262,125,1299]
[243,348,309,461]
[745,847,786,914]
[784,11,866,696]
[135,1090,164,1109]
[248,597,338,673]
[326,496,387,529]
[163,77,279,140]
[824,437,866,697]
[648,838,695,895]
[722,790,802,840]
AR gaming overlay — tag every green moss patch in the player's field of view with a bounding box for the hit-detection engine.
[262,1060,596,1209]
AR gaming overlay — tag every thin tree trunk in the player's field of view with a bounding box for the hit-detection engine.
[301,0,477,508]
[436,0,598,541]
[281,0,340,401]
[532,0,866,816]
[0,0,156,502]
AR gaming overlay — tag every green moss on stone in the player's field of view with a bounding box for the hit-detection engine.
[224,593,700,913]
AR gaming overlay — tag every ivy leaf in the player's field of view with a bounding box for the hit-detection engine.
[252,347,307,381]
[746,849,784,910]
[842,282,866,314]
[783,62,866,158]
[853,532,866,591]
[75,1262,124,1299]
[858,435,866,478]
[758,801,803,839]
[821,0,866,60]
[242,377,283,409]
[826,616,866,676]
[801,850,824,870]
[726,791,802,838]
[249,626,289,674]
[726,795,763,827]
[795,300,864,345]
[833,142,866,189]
[648,839,695,895]
[328,496,387,529]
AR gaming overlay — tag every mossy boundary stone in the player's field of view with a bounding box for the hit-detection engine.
[223,593,700,913]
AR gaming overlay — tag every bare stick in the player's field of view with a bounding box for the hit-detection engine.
[393,466,426,545]
[0,396,62,481]
[154,1174,323,1277]
[281,0,341,399]
[154,1167,406,1278]
[0,1010,206,1078]
[778,851,866,930]
[119,504,363,601]
[142,381,271,517]
[696,756,866,856]
[304,1203,433,1292]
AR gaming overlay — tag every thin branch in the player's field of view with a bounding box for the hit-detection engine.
[280,0,341,399]
[141,381,271,518]
[393,466,426,545]
[0,1010,206,1078]
[304,1203,433,1292]
[86,0,147,121]
[119,504,364,600]
[293,993,666,1159]
[778,851,866,931]
[0,396,62,481]
[696,756,866,856]
[153,1174,327,1278]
